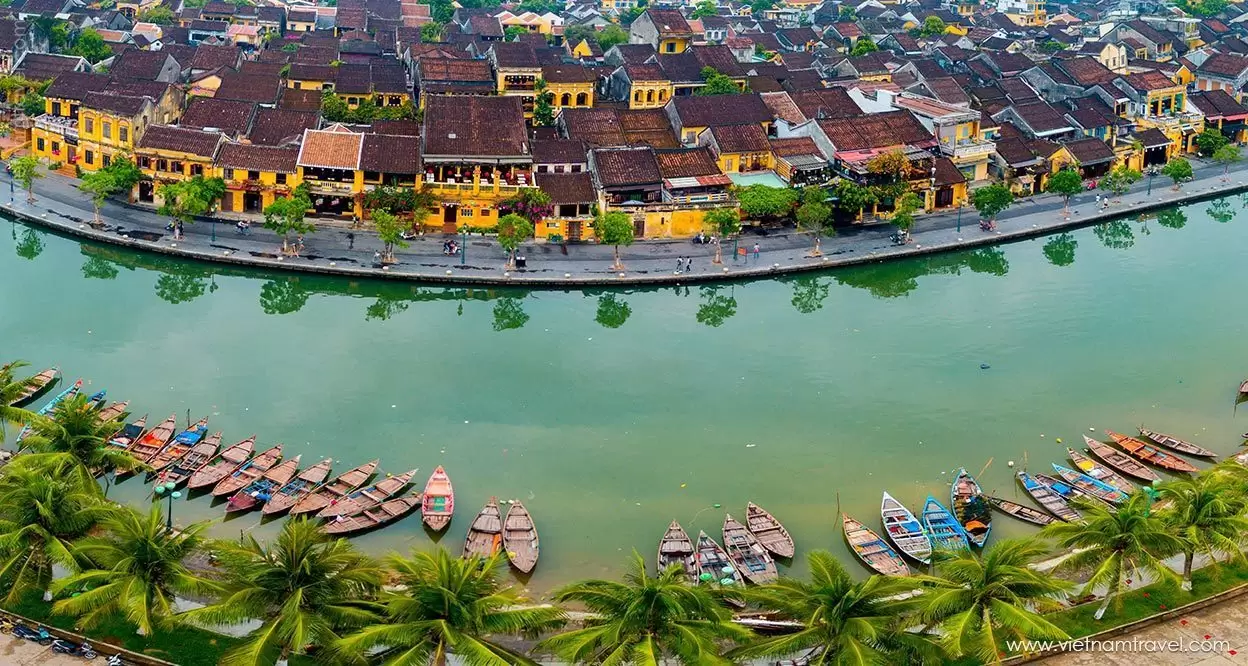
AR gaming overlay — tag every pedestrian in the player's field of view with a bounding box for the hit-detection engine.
[753,242,760,259]
[676,256,684,272]
[1095,193,1101,204]
[685,257,693,272]
[346,232,354,249]
[374,250,381,264]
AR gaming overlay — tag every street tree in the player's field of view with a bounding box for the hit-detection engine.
[703,207,740,263]
[593,211,634,270]
[371,208,409,263]
[890,191,922,239]
[1045,168,1083,215]
[78,170,119,223]
[261,190,314,255]
[971,183,1014,224]
[1099,166,1142,198]
[158,176,225,229]
[10,155,41,203]
[736,184,797,221]
[832,180,877,221]
[496,213,533,270]
[1161,156,1193,189]
[1194,129,1229,157]
[795,186,832,255]
[1213,143,1241,180]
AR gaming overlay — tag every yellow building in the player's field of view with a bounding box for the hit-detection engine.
[287,63,335,92]
[287,9,318,32]
[216,143,302,213]
[895,93,994,182]
[629,9,694,54]
[618,64,673,109]
[496,10,561,35]
[698,124,772,174]
[75,92,155,171]
[1118,70,1203,155]
[542,64,595,112]
[295,126,366,218]
[132,125,224,203]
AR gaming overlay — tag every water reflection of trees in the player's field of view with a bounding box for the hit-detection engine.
[1093,220,1135,250]
[696,286,737,327]
[260,278,310,315]
[492,298,529,331]
[14,227,44,260]
[1206,199,1234,224]
[1156,209,1187,229]
[1042,233,1077,267]
[832,247,1010,299]
[788,275,830,314]
[594,294,631,329]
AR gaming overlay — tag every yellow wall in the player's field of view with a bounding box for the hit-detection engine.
[77,108,144,172]
[571,40,595,58]
[137,147,214,182]
[289,77,331,91]
[628,80,673,108]
[658,37,690,54]
[289,19,316,32]
[716,150,772,173]
[548,81,594,109]
[217,166,303,211]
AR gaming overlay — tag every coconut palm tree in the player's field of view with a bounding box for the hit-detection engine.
[181,517,383,666]
[0,456,109,602]
[1155,473,1248,590]
[21,393,140,485]
[730,550,939,665]
[919,538,1071,663]
[536,552,750,665]
[0,360,42,444]
[51,505,221,636]
[1042,492,1184,620]
[334,547,565,666]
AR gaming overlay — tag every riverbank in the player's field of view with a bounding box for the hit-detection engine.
[5,158,1248,286]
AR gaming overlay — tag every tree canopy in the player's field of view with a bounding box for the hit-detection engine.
[971,183,1014,221]
[697,67,740,95]
[737,184,798,219]
[70,29,113,63]
[1161,156,1193,186]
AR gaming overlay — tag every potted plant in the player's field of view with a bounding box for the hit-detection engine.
[549,232,566,254]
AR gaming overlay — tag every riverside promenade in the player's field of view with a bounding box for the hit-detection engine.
[5,158,1248,286]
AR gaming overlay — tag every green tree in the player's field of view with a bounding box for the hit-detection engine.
[1157,473,1248,591]
[971,183,1013,223]
[182,518,383,666]
[697,66,740,95]
[890,191,922,238]
[259,278,310,315]
[832,179,877,220]
[19,91,44,117]
[795,192,832,255]
[11,155,42,202]
[0,361,42,445]
[78,169,119,223]
[538,552,750,663]
[1043,492,1184,619]
[158,176,225,228]
[1213,143,1241,179]
[594,293,631,328]
[917,16,947,37]
[52,505,219,636]
[371,208,409,263]
[736,184,797,220]
[70,29,114,63]
[1179,0,1228,16]
[491,297,529,331]
[593,211,634,270]
[20,393,140,483]
[533,78,555,127]
[496,213,533,270]
[850,38,879,56]
[137,5,175,23]
[1042,232,1077,267]
[867,149,908,182]
[732,550,933,664]
[1161,156,1193,188]
[504,25,527,41]
[696,286,738,327]
[1040,40,1067,53]
[420,21,443,43]
[1195,129,1230,157]
[103,156,143,193]
[921,539,1071,663]
[691,0,718,18]
[597,24,629,50]
[1045,168,1083,215]
[748,0,775,15]
[704,207,740,263]
[335,549,564,665]
[1099,165,1142,198]
[261,190,314,255]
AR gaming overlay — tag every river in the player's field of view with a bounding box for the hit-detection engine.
[2,197,1246,594]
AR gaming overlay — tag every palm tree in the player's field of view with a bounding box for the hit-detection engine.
[181,517,383,666]
[1156,473,1248,590]
[919,538,1071,663]
[334,548,565,665]
[1042,492,1184,619]
[537,552,750,665]
[0,456,109,602]
[730,550,938,665]
[51,505,221,636]
[21,393,140,485]
[0,360,42,444]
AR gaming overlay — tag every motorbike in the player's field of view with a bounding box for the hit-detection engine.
[107,655,124,666]
[52,639,98,659]
[0,616,14,633]
[979,220,996,232]
[12,624,52,645]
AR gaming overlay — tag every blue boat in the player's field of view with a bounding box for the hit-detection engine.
[15,378,83,447]
[1018,472,1081,522]
[921,496,969,552]
[1051,463,1127,505]
[1035,473,1107,508]
[147,418,210,474]
[85,390,107,410]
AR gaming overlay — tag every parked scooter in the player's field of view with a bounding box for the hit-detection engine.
[106,655,125,666]
[51,639,98,659]
[12,623,52,645]
[979,220,996,232]
[0,615,14,633]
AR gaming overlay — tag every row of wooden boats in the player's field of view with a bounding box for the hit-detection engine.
[461,497,541,573]
[656,503,793,587]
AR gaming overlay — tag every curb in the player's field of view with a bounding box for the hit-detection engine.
[0,609,177,666]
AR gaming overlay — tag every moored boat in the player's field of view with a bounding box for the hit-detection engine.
[9,367,58,406]
[226,455,303,513]
[1036,473,1103,507]
[94,401,130,427]
[187,436,256,490]
[324,492,421,536]
[921,496,969,552]
[261,458,333,516]
[880,492,932,564]
[1138,428,1216,458]
[1067,447,1134,492]
[695,531,743,589]
[722,514,778,584]
[843,514,909,577]
[1106,430,1200,474]
[106,414,147,452]
[211,444,283,497]
[1017,472,1080,522]
[317,469,416,519]
[421,466,454,531]
[16,379,82,446]
[656,520,698,582]
[463,498,503,559]
[1084,436,1161,483]
[155,431,221,489]
[744,502,795,559]
[145,417,209,474]
[84,390,107,410]
[951,468,992,548]
[124,414,178,470]
[289,460,378,517]
[984,495,1056,526]
[503,501,540,574]
[1051,463,1128,504]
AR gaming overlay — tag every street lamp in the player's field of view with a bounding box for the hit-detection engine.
[154,482,182,533]
[460,223,467,266]
[956,202,963,233]
[1146,166,1157,195]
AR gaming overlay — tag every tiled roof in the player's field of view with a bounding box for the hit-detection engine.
[215,71,282,104]
[371,62,407,93]
[1057,56,1116,86]
[216,143,298,172]
[417,57,493,82]
[623,63,665,82]
[817,110,933,151]
[82,91,149,116]
[13,53,83,81]
[179,97,255,134]
[334,63,373,94]
[1197,53,1248,78]
[592,146,662,187]
[709,123,769,153]
[491,42,540,69]
[370,119,420,136]
[1189,89,1248,118]
[768,136,822,158]
[984,51,1034,74]
[998,78,1039,102]
[110,50,174,80]
[240,61,286,77]
[1062,137,1115,164]
[670,93,771,128]
[542,64,595,84]
[248,108,319,146]
[922,77,970,106]
[422,95,527,157]
[537,172,595,205]
[467,14,503,37]
[289,63,335,81]
[645,9,692,35]
[657,45,744,82]
[619,108,680,149]
[1064,107,1111,130]
[190,44,240,71]
[608,44,658,64]
[1124,70,1177,92]
[1126,19,1171,47]
[759,91,805,124]
[278,87,323,112]
[138,125,223,159]
[994,137,1039,166]
[297,127,364,169]
[534,138,588,165]
[788,87,859,119]
[655,147,722,179]
[361,133,421,174]
[561,108,626,147]
[1133,127,1171,148]
[1012,101,1072,134]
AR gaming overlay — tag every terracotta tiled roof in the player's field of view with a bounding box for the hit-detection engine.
[1062,137,1115,164]
[289,63,335,81]
[922,77,969,106]
[361,133,421,174]
[655,146,722,179]
[788,87,859,119]
[417,57,493,83]
[1012,101,1072,134]
[138,125,223,159]
[1133,127,1171,148]
[534,138,588,165]
[371,119,421,136]
[82,92,149,117]
[421,95,527,157]
[592,146,662,187]
[45,72,111,101]
[1124,70,1177,92]
[491,42,540,69]
[297,127,364,169]
[542,64,596,84]
[816,110,934,151]
[1056,56,1116,86]
[215,71,282,104]
[216,143,298,172]
[249,108,320,146]
[537,172,595,204]
[13,54,83,81]
[1197,53,1248,78]
[670,93,770,128]
[994,137,1040,166]
[1189,89,1248,118]
[768,136,822,158]
[110,50,175,80]
[709,123,769,153]
[179,97,255,134]
[645,9,692,35]
[759,91,805,124]
[561,108,626,147]
[190,44,240,71]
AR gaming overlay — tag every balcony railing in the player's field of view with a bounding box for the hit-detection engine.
[305,180,355,195]
[34,114,78,140]
[943,140,996,161]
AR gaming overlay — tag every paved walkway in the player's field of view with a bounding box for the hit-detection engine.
[0,633,100,665]
[5,158,1248,286]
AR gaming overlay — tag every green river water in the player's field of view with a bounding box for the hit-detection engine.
[2,198,1247,595]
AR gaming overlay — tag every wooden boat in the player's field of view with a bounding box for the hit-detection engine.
[261,458,333,516]
[1239,380,1248,404]
[317,469,416,519]
[462,498,502,559]
[1106,430,1200,474]
[226,455,303,513]
[145,417,209,474]
[187,436,256,490]
[1084,436,1161,482]
[1017,472,1080,522]
[324,492,421,536]
[16,379,82,445]
[124,414,178,466]
[880,492,932,564]
[1052,463,1128,504]
[154,431,221,489]
[695,531,744,588]
[920,496,969,552]
[1036,473,1104,507]
[722,514,778,584]
[843,514,909,577]
[106,414,147,451]
[951,468,992,548]
[744,502,795,559]
[503,501,540,574]
[985,495,1056,526]
[211,444,283,498]
[9,367,58,406]
[656,520,698,582]
[1138,428,1216,458]
[289,460,379,517]
[1067,447,1134,492]
[84,390,107,410]
[94,401,129,426]
[421,466,454,531]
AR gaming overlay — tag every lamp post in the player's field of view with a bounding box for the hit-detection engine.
[154,482,181,533]
[460,223,467,266]
[1146,166,1157,195]
[956,202,963,233]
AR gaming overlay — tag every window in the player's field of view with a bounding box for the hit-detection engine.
[102,122,111,139]
[247,170,260,180]
[36,137,44,151]
[276,173,287,184]
[102,155,111,168]
[191,164,203,176]
[547,221,560,229]
[348,97,359,105]
[51,141,60,153]
[665,43,675,53]
[119,126,128,143]
[293,81,302,89]
[84,118,94,134]
[224,168,235,179]
[461,208,473,217]
[138,156,150,168]
[171,161,183,173]
[572,164,582,172]
[156,159,167,171]
[85,150,94,164]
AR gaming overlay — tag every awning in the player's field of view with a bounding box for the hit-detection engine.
[664,174,733,189]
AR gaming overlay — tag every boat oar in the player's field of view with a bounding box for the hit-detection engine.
[977,457,993,479]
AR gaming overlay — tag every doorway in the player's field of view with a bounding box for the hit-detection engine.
[243,192,262,213]
[441,205,458,234]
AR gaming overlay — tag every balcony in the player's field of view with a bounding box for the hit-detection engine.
[1135,112,1203,134]
[942,139,996,162]
[305,179,356,195]
[34,114,78,141]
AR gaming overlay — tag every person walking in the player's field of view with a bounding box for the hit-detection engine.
[753,243,760,260]
[676,256,684,272]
